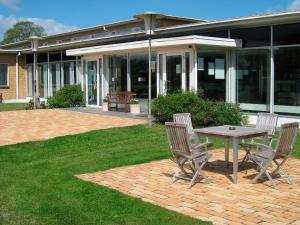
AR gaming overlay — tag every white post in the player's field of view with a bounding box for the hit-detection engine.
[15,53,19,100]
[270,25,275,113]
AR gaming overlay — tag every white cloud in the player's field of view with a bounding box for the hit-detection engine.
[0,0,21,11]
[287,0,300,10]
[0,14,79,40]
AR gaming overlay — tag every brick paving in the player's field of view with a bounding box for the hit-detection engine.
[0,109,145,146]
[77,150,300,225]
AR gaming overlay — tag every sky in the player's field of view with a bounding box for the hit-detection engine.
[0,0,299,40]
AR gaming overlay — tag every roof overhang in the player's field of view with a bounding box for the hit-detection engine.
[0,49,21,54]
[67,35,241,56]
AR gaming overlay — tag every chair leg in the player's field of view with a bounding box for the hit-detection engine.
[239,150,250,167]
[272,158,293,184]
[188,158,208,188]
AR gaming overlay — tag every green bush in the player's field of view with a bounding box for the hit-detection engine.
[152,91,247,127]
[48,85,84,108]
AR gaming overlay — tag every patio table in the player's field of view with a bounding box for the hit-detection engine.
[194,125,268,184]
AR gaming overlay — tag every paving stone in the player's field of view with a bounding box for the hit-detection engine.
[77,149,300,225]
[0,109,145,146]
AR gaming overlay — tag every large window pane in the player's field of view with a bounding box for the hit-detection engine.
[108,55,127,94]
[236,50,270,112]
[87,61,97,105]
[27,65,34,96]
[0,64,8,86]
[273,23,300,46]
[274,47,300,115]
[38,63,48,98]
[230,27,271,48]
[63,61,76,86]
[130,53,156,98]
[197,51,226,101]
[50,62,61,95]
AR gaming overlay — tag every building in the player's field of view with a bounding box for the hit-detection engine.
[0,11,300,124]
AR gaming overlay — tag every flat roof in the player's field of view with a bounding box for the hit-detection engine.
[66,35,241,56]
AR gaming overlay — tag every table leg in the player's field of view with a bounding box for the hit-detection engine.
[233,138,239,184]
[224,139,229,168]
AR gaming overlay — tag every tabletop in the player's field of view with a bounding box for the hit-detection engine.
[194,125,268,139]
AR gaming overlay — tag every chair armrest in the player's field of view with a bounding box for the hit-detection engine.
[252,143,273,151]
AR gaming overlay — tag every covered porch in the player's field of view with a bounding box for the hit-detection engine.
[66,35,242,110]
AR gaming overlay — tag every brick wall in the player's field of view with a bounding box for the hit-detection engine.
[0,53,27,100]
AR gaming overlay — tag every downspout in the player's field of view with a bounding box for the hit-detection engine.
[15,52,21,101]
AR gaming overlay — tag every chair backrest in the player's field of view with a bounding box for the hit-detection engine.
[173,113,194,135]
[256,113,278,135]
[275,122,299,158]
[165,122,191,157]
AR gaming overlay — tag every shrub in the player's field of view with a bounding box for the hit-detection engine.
[152,91,247,127]
[48,85,84,108]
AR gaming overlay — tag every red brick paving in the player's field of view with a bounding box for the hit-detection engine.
[0,109,145,146]
[77,150,300,225]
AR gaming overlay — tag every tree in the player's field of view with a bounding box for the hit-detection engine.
[1,21,47,44]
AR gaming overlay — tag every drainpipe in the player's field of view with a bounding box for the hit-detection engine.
[15,52,21,101]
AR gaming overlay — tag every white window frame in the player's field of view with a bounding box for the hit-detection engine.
[0,63,9,87]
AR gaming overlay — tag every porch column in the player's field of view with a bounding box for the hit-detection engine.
[127,53,131,91]
[270,26,275,113]
[190,46,197,92]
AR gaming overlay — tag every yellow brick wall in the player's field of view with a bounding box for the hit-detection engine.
[0,53,27,100]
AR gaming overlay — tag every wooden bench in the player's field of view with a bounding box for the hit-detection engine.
[107,91,136,112]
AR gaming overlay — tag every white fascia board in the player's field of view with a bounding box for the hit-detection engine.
[66,35,241,56]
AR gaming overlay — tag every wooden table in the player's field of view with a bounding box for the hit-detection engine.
[194,125,268,184]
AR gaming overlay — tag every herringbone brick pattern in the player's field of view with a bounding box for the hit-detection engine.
[0,109,145,146]
[78,150,300,225]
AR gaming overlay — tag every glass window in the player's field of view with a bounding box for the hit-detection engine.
[50,62,61,95]
[108,55,127,94]
[197,51,226,101]
[230,26,271,48]
[274,47,300,115]
[87,61,97,105]
[26,54,34,64]
[185,52,190,91]
[27,65,34,96]
[0,64,8,86]
[49,51,61,62]
[37,53,48,63]
[63,61,76,86]
[236,50,270,112]
[273,23,300,46]
[130,53,156,98]
[38,63,48,98]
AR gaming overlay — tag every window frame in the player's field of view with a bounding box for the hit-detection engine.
[0,63,9,87]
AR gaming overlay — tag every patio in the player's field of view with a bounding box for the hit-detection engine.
[0,109,145,146]
[77,149,300,225]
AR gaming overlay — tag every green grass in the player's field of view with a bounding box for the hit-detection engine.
[0,103,27,112]
[1,124,299,225]
[0,124,210,225]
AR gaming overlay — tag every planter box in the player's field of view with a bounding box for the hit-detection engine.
[130,104,140,114]
[102,102,108,112]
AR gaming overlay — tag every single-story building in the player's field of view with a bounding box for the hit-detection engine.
[0,11,300,125]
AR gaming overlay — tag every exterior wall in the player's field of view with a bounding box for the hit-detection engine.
[0,53,26,101]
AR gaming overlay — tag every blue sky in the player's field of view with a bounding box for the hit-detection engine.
[0,0,299,39]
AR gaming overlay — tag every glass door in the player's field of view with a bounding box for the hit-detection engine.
[163,53,185,94]
[87,61,97,105]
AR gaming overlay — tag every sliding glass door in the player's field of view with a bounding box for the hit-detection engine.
[87,61,97,105]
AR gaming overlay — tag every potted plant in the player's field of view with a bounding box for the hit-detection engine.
[102,96,109,112]
[130,98,140,114]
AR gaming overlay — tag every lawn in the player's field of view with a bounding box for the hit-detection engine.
[0,124,210,225]
[0,103,27,112]
[0,124,299,225]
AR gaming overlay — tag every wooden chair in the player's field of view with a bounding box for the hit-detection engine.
[173,113,213,149]
[240,113,278,166]
[165,122,212,188]
[107,91,136,112]
[248,122,299,188]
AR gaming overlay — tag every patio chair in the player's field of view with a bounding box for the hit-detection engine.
[248,122,299,188]
[165,122,212,188]
[239,113,278,166]
[173,113,213,149]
